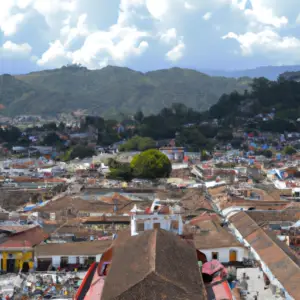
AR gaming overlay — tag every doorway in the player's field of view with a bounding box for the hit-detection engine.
[229,250,237,262]
[22,262,29,272]
[7,259,15,273]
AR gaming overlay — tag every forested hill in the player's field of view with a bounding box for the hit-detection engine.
[0,65,251,117]
[209,76,300,132]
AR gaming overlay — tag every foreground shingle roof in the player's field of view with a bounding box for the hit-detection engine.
[101,229,207,300]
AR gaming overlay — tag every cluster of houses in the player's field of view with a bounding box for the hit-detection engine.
[0,127,299,298]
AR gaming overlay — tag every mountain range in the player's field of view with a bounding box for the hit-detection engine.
[200,65,300,80]
[0,65,251,117]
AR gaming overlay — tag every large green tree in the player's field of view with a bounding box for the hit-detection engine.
[176,126,211,151]
[130,149,171,179]
[119,136,156,152]
[107,158,133,181]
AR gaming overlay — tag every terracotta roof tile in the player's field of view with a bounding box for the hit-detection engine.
[181,190,213,211]
[35,240,112,257]
[101,229,206,300]
[0,226,48,249]
[230,212,300,299]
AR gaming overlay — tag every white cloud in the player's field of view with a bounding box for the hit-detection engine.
[1,41,32,57]
[70,26,149,68]
[146,0,170,20]
[166,39,185,61]
[26,0,150,68]
[0,1,27,36]
[223,29,300,62]
[37,40,70,67]
[184,2,195,10]
[244,5,288,29]
[1,13,25,36]
[60,14,89,47]
[160,28,177,44]
[0,0,300,73]
[203,12,212,21]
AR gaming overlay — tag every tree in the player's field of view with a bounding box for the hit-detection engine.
[107,159,133,181]
[130,149,171,179]
[231,138,243,149]
[138,137,156,151]
[70,145,96,159]
[176,127,208,151]
[119,136,156,152]
[84,116,105,130]
[43,132,62,146]
[43,122,57,131]
[284,145,297,155]
[263,149,273,158]
[171,103,188,116]
[216,129,233,142]
[134,110,144,123]
[201,150,209,161]
[58,122,65,131]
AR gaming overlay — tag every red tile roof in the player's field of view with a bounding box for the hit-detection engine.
[100,192,132,205]
[0,226,48,249]
[230,212,300,299]
[101,229,207,300]
[0,225,36,234]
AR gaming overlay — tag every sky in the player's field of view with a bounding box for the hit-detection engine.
[1,0,300,74]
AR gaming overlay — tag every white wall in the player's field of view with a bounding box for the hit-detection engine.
[200,247,246,263]
[131,214,183,236]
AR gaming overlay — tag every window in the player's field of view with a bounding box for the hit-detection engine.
[137,222,145,232]
[153,223,161,229]
[212,252,219,260]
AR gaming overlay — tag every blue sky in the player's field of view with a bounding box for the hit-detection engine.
[1,0,300,74]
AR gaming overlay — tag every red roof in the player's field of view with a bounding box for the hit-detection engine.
[0,225,36,234]
[210,275,233,300]
[0,226,48,249]
[189,213,219,225]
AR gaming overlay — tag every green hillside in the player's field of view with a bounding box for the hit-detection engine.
[0,65,251,117]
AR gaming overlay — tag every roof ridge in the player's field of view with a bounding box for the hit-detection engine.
[152,229,158,273]
[235,212,300,271]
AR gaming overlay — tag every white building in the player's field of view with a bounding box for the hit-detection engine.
[131,213,183,236]
[130,199,183,236]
